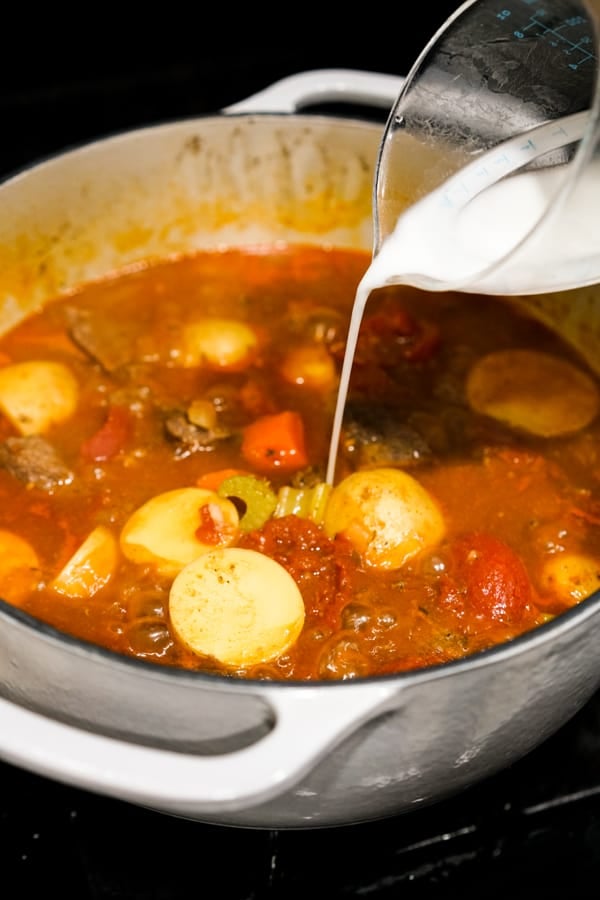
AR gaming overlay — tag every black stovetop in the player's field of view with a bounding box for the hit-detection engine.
[3,8,600,898]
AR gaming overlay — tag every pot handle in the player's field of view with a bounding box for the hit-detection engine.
[224,68,404,115]
[0,680,399,813]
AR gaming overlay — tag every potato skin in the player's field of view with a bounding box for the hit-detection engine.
[466,349,600,437]
[178,318,259,370]
[0,360,79,435]
[324,467,446,569]
[540,552,600,605]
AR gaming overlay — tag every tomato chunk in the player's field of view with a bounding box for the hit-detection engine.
[81,405,132,461]
[439,532,536,630]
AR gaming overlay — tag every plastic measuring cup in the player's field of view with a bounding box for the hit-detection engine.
[368,0,600,296]
[326,0,600,484]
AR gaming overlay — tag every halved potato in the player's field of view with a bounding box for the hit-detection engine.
[120,487,240,577]
[324,467,446,569]
[466,349,600,437]
[176,318,259,370]
[0,360,79,435]
[51,525,119,599]
[279,344,337,390]
[540,552,600,605]
[169,546,305,667]
[0,530,40,604]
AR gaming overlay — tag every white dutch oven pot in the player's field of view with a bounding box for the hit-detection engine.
[1,70,600,829]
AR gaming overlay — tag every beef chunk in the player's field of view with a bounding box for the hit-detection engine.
[0,435,74,490]
[64,305,136,372]
[164,410,233,458]
[342,402,432,468]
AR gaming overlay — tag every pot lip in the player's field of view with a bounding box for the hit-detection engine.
[2,585,599,692]
[0,107,385,194]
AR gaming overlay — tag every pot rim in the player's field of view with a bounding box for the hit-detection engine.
[3,584,599,692]
[0,105,388,195]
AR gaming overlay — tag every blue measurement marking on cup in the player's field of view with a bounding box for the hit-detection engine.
[436,110,589,211]
[496,2,597,71]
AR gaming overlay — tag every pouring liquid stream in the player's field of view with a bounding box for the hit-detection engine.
[324,188,537,486]
[326,220,437,486]
[325,110,598,486]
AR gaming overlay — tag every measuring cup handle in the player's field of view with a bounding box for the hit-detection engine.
[224,68,404,114]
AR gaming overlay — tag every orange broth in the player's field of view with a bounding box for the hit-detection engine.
[0,244,599,680]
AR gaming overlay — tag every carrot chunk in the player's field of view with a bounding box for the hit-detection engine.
[196,468,249,491]
[241,410,308,473]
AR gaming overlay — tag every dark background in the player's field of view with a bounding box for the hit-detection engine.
[4,4,600,898]
[0,5,461,176]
